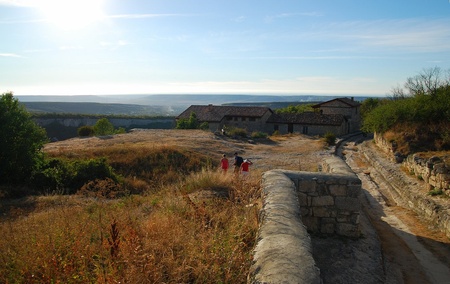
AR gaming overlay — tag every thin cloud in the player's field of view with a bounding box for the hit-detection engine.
[108,13,182,19]
[322,18,450,53]
[0,0,34,7]
[265,12,322,22]
[0,53,22,57]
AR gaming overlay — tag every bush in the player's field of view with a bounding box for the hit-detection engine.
[251,131,268,139]
[323,132,336,146]
[226,127,247,138]
[78,125,95,137]
[32,157,121,194]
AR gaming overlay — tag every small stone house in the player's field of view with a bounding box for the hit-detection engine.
[311,97,361,134]
[176,97,361,136]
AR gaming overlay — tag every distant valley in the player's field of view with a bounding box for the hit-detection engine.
[18,94,374,116]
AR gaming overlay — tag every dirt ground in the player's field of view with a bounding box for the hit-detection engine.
[45,130,450,283]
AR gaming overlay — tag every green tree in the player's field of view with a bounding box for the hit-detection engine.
[176,112,206,129]
[0,92,48,186]
[93,118,115,136]
[276,103,314,114]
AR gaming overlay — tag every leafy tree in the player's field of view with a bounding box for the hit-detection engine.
[276,103,314,114]
[176,112,208,129]
[94,118,115,136]
[0,92,48,186]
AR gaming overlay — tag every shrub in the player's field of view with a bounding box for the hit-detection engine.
[251,131,268,139]
[323,132,336,146]
[32,157,121,194]
[428,188,443,196]
[78,125,95,137]
[227,127,247,138]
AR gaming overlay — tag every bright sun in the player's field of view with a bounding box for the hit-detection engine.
[38,0,105,30]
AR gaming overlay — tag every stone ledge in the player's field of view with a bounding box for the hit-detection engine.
[248,170,321,284]
[249,160,362,283]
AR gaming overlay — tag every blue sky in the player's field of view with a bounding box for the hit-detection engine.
[1,0,449,97]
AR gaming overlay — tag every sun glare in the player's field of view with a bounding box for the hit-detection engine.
[38,0,105,30]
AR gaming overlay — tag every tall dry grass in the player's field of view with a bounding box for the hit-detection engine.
[0,169,261,283]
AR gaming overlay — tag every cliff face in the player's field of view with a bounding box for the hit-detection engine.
[34,117,175,141]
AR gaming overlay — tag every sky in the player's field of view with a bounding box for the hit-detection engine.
[0,0,449,97]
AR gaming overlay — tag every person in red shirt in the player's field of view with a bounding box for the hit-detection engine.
[240,159,253,177]
[220,154,229,173]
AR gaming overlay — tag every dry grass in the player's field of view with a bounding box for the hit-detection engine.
[0,170,261,283]
[1,130,326,283]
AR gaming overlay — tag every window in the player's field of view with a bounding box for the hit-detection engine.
[249,117,256,121]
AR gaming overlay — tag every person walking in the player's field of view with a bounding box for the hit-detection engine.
[233,152,244,174]
[240,159,253,178]
[220,154,229,173]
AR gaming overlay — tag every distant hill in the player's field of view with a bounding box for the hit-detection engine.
[22,102,180,116]
[17,94,375,116]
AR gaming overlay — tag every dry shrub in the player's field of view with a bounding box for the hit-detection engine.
[77,177,128,199]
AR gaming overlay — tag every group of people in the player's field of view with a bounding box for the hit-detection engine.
[220,152,253,176]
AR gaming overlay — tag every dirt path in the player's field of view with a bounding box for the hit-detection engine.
[341,135,450,284]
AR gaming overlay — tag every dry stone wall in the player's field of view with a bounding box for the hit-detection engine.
[374,132,450,195]
[403,154,450,195]
[248,156,361,283]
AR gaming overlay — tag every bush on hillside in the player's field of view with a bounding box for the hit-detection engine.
[78,125,95,137]
[32,157,121,195]
[362,68,450,154]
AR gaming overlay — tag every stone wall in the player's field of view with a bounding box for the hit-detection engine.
[361,140,450,238]
[248,157,361,283]
[374,132,450,195]
[403,154,450,195]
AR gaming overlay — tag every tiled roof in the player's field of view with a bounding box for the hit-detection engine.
[312,97,361,108]
[176,105,273,122]
[268,112,345,126]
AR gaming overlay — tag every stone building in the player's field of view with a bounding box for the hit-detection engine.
[176,97,361,136]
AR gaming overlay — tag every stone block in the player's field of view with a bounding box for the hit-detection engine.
[313,207,331,217]
[329,184,347,196]
[335,197,360,211]
[311,196,334,207]
[298,180,317,193]
[298,192,308,206]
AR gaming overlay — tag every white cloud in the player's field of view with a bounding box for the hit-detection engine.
[0,0,34,7]
[0,53,22,57]
[323,19,450,53]
[108,13,181,19]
